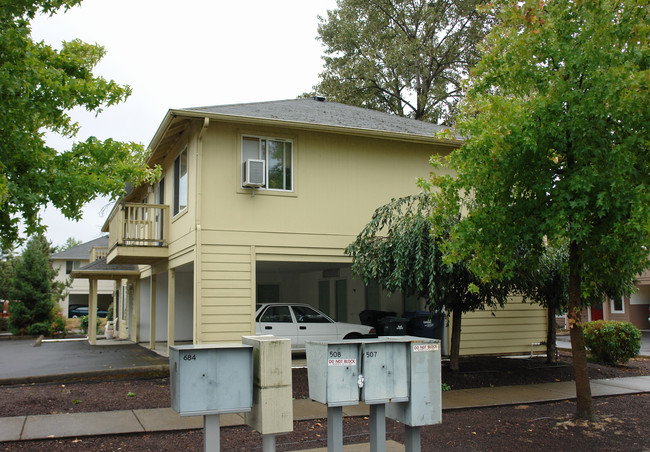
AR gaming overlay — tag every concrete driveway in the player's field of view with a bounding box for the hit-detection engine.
[0,338,168,385]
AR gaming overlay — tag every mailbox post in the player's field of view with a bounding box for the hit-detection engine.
[169,344,253,451]
[242,335,293,452]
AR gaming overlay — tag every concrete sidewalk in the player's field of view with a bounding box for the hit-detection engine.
[2,376,649,443]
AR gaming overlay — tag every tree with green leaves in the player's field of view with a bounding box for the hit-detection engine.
[0,253,16,301]
[429,0,649,419]
[346,192,512,371]
[7,234,66,336]
[0,0,159,251]
[313,0,493,124]
[58,237,83,252]
[513,243,568,364]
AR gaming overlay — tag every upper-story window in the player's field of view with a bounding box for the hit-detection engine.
[65,260,81,275]
[173,148,188,215]
[241,136,293,191]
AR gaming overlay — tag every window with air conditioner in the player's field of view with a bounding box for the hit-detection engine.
[241,136,292,191]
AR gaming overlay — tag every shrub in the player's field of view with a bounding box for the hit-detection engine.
[0,317,8,331]
[582,320,641,365]
[50,305,66,337]
[25,321,53,336]
[107,303,114,321]
[79,315,102,335]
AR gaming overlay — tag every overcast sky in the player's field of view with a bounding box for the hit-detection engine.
[31,0,337,248]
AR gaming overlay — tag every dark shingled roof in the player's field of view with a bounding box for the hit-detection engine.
[51,236,108,260]
[182,98,449,139]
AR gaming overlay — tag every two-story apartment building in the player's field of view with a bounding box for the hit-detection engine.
[79,98,547,354]
[51,237,113,317]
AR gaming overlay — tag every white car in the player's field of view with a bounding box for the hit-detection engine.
[255,303,376,351]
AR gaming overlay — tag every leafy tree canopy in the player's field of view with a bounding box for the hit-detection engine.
[0,0,160,251]
[313,0,493,124]
[429,0,649,418]
[346,192,512,370]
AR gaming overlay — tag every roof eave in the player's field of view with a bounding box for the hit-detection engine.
[165,109,463,148]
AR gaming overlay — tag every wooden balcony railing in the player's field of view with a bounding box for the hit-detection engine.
[90,246,108,261]
[107,203,170,249]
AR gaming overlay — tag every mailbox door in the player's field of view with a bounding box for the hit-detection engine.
[170,345,253,416]
[362,341,409,404]
[325,342,361,406]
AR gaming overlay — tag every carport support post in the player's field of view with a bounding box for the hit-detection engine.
[203,414,220,452]
[88,278,98,345]
[404,425,421,452]
[167,268,176,353]
[130,278,140,343]
[369,404,386,452]
[327,406,343,452]
[149,274,157,350]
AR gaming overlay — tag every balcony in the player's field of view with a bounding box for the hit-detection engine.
[105,203,169,265]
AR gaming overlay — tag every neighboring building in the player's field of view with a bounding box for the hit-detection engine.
[51,237,113,317]
[75,98,548,354]
[582,270,650,330]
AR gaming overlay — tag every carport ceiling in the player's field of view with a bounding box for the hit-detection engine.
[256,261,350,274]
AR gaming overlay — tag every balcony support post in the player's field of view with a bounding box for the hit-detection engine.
[167,268,176,354]
[130,277,140,343]
[150,274,157,350]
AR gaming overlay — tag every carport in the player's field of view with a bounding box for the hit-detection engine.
[71,258,140,345]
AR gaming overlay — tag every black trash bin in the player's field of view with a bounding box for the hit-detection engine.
[359,310,396,334]
[378,316,409,336]
[403,311,444,339]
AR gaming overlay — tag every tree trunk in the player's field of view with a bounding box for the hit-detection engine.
[568,245,594,420]
[546,303,558,364]
[450,308,462,372]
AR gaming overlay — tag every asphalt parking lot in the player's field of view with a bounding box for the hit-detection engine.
[0,338,168,385]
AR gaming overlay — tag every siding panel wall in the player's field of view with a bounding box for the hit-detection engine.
[458,299,547,356]
[199,244,254,343]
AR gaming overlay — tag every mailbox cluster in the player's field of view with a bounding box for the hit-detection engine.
[307,336,442,452]
[307,337,441,421]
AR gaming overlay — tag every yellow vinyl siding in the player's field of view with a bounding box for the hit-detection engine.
[199,244,254,343]
[457,298,547,356]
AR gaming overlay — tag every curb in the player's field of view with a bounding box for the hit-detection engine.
[0,364,170,386]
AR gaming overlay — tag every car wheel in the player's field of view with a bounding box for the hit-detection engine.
[344,333,362,340]
[72,315,78,318]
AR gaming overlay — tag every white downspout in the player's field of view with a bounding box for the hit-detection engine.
[194,117,209,344]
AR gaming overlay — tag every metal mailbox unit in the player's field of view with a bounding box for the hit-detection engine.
[306,337,442,452]
[385,337,442,427]
[169,343,253,452]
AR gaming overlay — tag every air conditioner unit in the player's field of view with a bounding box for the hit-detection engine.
[244,159,265,187]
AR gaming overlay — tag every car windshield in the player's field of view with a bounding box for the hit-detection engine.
[291,306,331,323]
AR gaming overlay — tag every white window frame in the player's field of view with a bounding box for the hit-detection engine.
[173,147,188,216]
[611,296,625,314]
[241,135,293,192]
